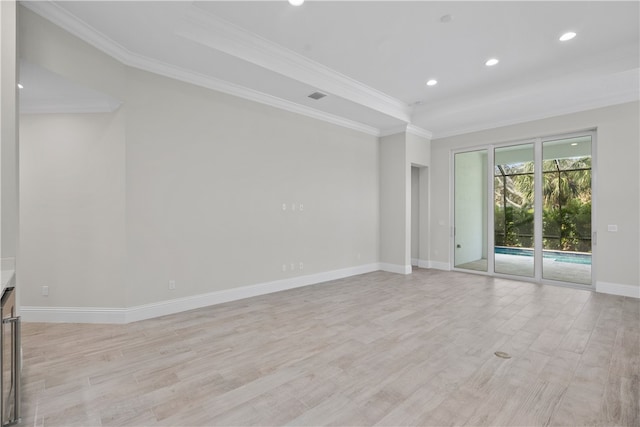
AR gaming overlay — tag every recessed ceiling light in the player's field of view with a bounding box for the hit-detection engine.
[571,142,578,146]
[559,32,577,42]
[485,58,499,67]
[17,83,23,89]
[426,79,438,86]
[439,14,453,24]
[288,0,304,6]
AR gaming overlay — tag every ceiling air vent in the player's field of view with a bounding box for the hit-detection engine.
[308,91,327,100]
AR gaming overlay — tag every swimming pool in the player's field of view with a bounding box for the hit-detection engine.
[495,246,592,265]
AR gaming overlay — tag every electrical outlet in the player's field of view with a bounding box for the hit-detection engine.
[290,263,295,271]
[282,264,287,272]
[299,262,304,270]
[41,286,49,296]
[168,280,176,290]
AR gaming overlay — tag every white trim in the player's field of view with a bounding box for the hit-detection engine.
[125,263,381,323]
[417,259,430,269]
[21,1,132,65]
[21,1,381,137]
[379,124,434,140]
[22,2,638,141]
[432,91,639,140]
[596,282,640,299]
[406,124,433,140]
[379,263,412,275]
[378,125,408,138]
[21,263,381,324]
[20,307,127,324]
[125,55,382,137]
[178,5,411,123]
[427,261,451,271]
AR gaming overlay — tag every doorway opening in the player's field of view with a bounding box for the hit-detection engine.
[411,165,428,268]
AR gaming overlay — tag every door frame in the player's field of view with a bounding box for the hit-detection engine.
[450,130,596,289]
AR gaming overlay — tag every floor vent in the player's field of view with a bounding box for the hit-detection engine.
[494,351,511,359]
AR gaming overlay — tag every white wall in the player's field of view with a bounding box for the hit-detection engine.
[379,131,430,273]
[17,4,638,320]
[407,132,430,267]
[18,6,380,312]
[406,132,430,166]
[379,133,406,270]
[418,166,430,266]
[1,0,18,264]
[123,68,379,307]
[18,7,126,103]
[19,112,126,308]
[431,101,640,295]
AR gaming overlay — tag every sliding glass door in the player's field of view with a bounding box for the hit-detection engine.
[454,150,488,272]
[494,144,535,278]
[542,136,592,284]
[454,132,593,286]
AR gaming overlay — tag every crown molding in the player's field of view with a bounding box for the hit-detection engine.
[406,124,433,140]
[378,125,408,138]
[21,1,382,137]
[427,65,640,140]
[379,124,433,139]
[22,1,133,64]
[126,54,382,136]
[176,4,412,123]
[431,90,639,140]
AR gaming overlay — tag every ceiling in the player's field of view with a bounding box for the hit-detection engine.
[20,1,640,139]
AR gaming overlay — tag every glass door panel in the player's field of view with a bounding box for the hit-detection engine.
[542,136,592,284]
[454,150,488,271]
[494,144,535,277]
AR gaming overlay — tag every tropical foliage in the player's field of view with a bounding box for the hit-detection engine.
[494,157,591,253]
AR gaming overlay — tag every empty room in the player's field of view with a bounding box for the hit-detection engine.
[0,0,638,426]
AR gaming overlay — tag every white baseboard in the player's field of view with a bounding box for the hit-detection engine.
[24,266,636,324]
[125,263,380,323]
[417,259,430,269]
[411,258,418,267]
[596,281,640,298]
[379,263,412,275]
[20,263,381,324]
[426,261,451,271]
[20,306,127,324]
[415,259,451,270]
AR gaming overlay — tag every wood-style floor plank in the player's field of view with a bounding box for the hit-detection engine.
[18,269,640,426]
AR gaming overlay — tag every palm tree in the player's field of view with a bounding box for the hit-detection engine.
[543,157,591,210]
[542,157,591,251]
[495,157,591,251]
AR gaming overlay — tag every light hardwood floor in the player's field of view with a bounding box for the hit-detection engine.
[19,269,640,426]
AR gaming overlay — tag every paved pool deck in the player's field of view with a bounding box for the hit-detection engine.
[455,253,592,285]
